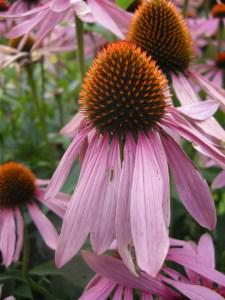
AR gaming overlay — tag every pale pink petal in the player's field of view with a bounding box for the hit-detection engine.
[168,248,225,287]
[197,234,215,268]
[178,100,219,121]
[45,126,90,202]
[90,137,121,254]
[81,251,178,299]
[189,69,225,107]
[164,278,224,300]
[80,277,116,300]
[124,288,133,300]
[0,209,16,267]
[131,132,169,277]
[50,0,71,12]
[115,135,137,275]
[141,292,153,300]
[161,133,216,230]
[162,112,225,169]
[87,0,132,38]
[55,136,109,267]
[196,117,225,143]
[60,112,84,137]
[112,286,123,300]
[212,171,225,190]
[28,203,58,250]
[13,208,24,262]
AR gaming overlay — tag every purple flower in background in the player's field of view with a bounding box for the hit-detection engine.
[45,41,225,277]
[0,161,69,267]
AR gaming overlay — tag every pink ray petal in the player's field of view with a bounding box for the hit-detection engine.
[28,203,58,250]
[50,0,71,12]
[178,100,219,121]
[81,251,178,299]
[112,285,123,300]
[197,234,215,268]
[161,133,216,230]
[45,126,90,202]
[87,0,131,38]
[212,171,225,190]
[79,277,116,300]
[60,112,84,137]
[0,209,16,267]
[13,208,24,262]
[55,136,109,267]
[141,292,153,300]
[189,69,225,107]
[116,135,137,275]
[131,132,169,277]
[163,278,224,300]
[90,137,121,254]
[124,288,133,300]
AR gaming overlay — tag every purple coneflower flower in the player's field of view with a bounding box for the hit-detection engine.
[45,40,225,276]
[80,234,225,300]
[0,161,68,267]
[127,0,225,107]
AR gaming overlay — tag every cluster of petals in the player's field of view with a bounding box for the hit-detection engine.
[1,0,132,48]
[80,234,225,300]
[45,91,225,277]
[0,178,68,267]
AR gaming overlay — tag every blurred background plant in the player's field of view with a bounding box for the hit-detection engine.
[0,0,225,299]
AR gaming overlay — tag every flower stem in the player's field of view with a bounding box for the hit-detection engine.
[204,0,209,18]
[25,63,47,141]
[182,0,189,16]
[75,15,85,79]
[22,223,29,279]
[29,279,58,300]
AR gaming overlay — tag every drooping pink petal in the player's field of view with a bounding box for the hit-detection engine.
[13,208,24,262]
[0,209,16,267]
[178,100,219,121]
[124,288,133,300]
[115,134,137,275]
[90,137,121,254]
[45,126,90,202]
[161,133,216,230]
[130,131,169,277]
[189,69,225,107]
[197,234,215,269]
[79,277,116,300]
[162,112,225,169]
[141,292,153,300]
[167,248,225,287]
[112,285,123,300]
[164,278,224,300]
[60,112,84,137]
[81,251,178,299]
[87,0,132,38]
[196,117,225,143]
[55,136,109,267]
[27,203,58,250]
[212,171,225,190]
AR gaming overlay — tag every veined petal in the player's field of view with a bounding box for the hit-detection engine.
[13,208,24,262]
[124,288,133,300]
[161,133,216,230]
[28,203,58,250]
[87,0,132,38]
[131,131,169,277]
[81,251,178,299]
[55,136,109,267]
[50,0,71,12]
[212,171,225,190]
[0,209,16,267]
[91,137,121,254]
[116,135,137,275]
[79,277,116,300]
[60,111,84,137]
[141,292,153,300]
[163,278,224,300]
[45,126,90,202]
[112,286,123,300]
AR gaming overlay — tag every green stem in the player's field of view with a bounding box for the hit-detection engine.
[182,0,189,16]
[75,15,85,79]
[204,0,209,18]
[22,223,29,279]
[29,279,57,300]
[25,63,47,141]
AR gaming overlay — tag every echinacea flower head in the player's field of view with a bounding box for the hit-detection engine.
[212,3,225,18]
[0,0,9,11]
[0,161,69,267]
[128,0,194,74]
[46,40,225,277]
[127,0,225,114]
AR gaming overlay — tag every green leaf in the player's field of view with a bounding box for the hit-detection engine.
[116,0,134,9]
